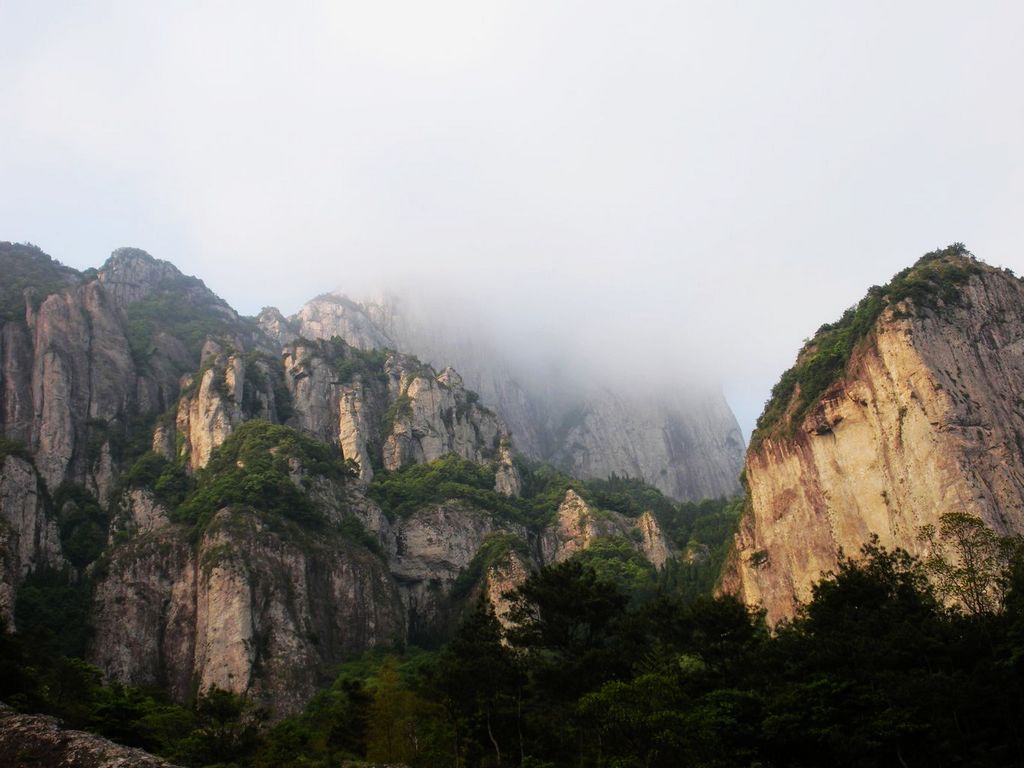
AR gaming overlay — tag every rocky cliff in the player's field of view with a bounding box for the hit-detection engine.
[723,246,1024,623]
[0,452,63,619]
[0,243,253,621]
[0,243,696,719]
[270,290,746,501]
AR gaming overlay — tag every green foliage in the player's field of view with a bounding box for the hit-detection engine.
[918,511,1024,615]
[656,496,744,602]
[13,567,93,659]
[507,560,631,704]
[52,483,110,568]
[331,341,390,386]
[381,392,413,434]
[0,242,80,321]
[450,533,531,601]
[752,243,983,447]
[434,596,522,767]
[10,531,1024,767]
[584,472,677,519]
[173,687,265,766]
[369,453,504,517]
[514,458,580,522]
[121,256,253,366]
[241,352,295,422]
[252,677,371,767]
[369,454,597,530]
[0,434,32,465]
[337,515,384,558]
[124,451,193,508]
[174,420,346,533]
[573,536,658,601]
[364,657,451,765]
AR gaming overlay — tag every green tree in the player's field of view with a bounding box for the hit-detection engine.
[366,657,451,766]
[175,687,263,766]
[436,596,521,766]
[918,511,1023,615]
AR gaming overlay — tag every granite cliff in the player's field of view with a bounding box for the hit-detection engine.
[722,246,1024,623]
[260,290,745,501]
[0,242,703,719]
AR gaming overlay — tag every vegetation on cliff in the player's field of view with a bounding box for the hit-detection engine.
[171,421,352,532]
[0,242,81,321]
[751,243,984,448]
[116,250,255,364]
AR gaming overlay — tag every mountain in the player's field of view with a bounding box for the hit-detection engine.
[0,242,724,717]
[721,245,1024,622]
[259,290,745,501]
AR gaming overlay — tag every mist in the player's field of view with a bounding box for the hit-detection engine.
[2,2,1023,438]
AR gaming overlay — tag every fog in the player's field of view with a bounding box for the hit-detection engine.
[2,2,1023,438]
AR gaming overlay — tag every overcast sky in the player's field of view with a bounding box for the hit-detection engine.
[2,2,1023,438]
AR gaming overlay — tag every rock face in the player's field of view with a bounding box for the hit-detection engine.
[635,510,673,569]
[278,291,745,501]
[91,503,405,719]
[281,340,506,482]
[550,388,745,502]
[288,294,396,350]
[485,550,532,630]
[387,501,528,640]
[0,455,63,621]
[0,246,249,495]
[0,703,179,767]
[723,251,1024,623]
[540,489,674,566]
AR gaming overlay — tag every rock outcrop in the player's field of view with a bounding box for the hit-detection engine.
[723,248,1024,623]
[289,294,396,350]
[92,503,404,718]
[0,454,63,621]
[388,501,528,640]
[0,703,179,768]
[282,339,506,482]
[2,246,254,492]
[485,550,532,629]
[540,489,674,566]
[282,290,745,501]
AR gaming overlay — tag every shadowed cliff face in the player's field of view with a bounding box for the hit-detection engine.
[722,251,1024,623]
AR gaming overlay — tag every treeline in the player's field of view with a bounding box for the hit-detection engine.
[3,512,1023,767]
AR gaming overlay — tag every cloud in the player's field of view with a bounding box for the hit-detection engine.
[2,1,1023,437]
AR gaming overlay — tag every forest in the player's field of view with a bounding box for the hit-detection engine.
[3,510,1022,767]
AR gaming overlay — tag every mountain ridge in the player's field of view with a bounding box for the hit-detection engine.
[0,242,736,717]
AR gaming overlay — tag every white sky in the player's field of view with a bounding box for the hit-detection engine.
[2,2,1023,438]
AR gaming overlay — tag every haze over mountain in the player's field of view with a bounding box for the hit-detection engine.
[2,3,1023,437]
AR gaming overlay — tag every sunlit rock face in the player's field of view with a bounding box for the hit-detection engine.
[722,257,1024,624]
